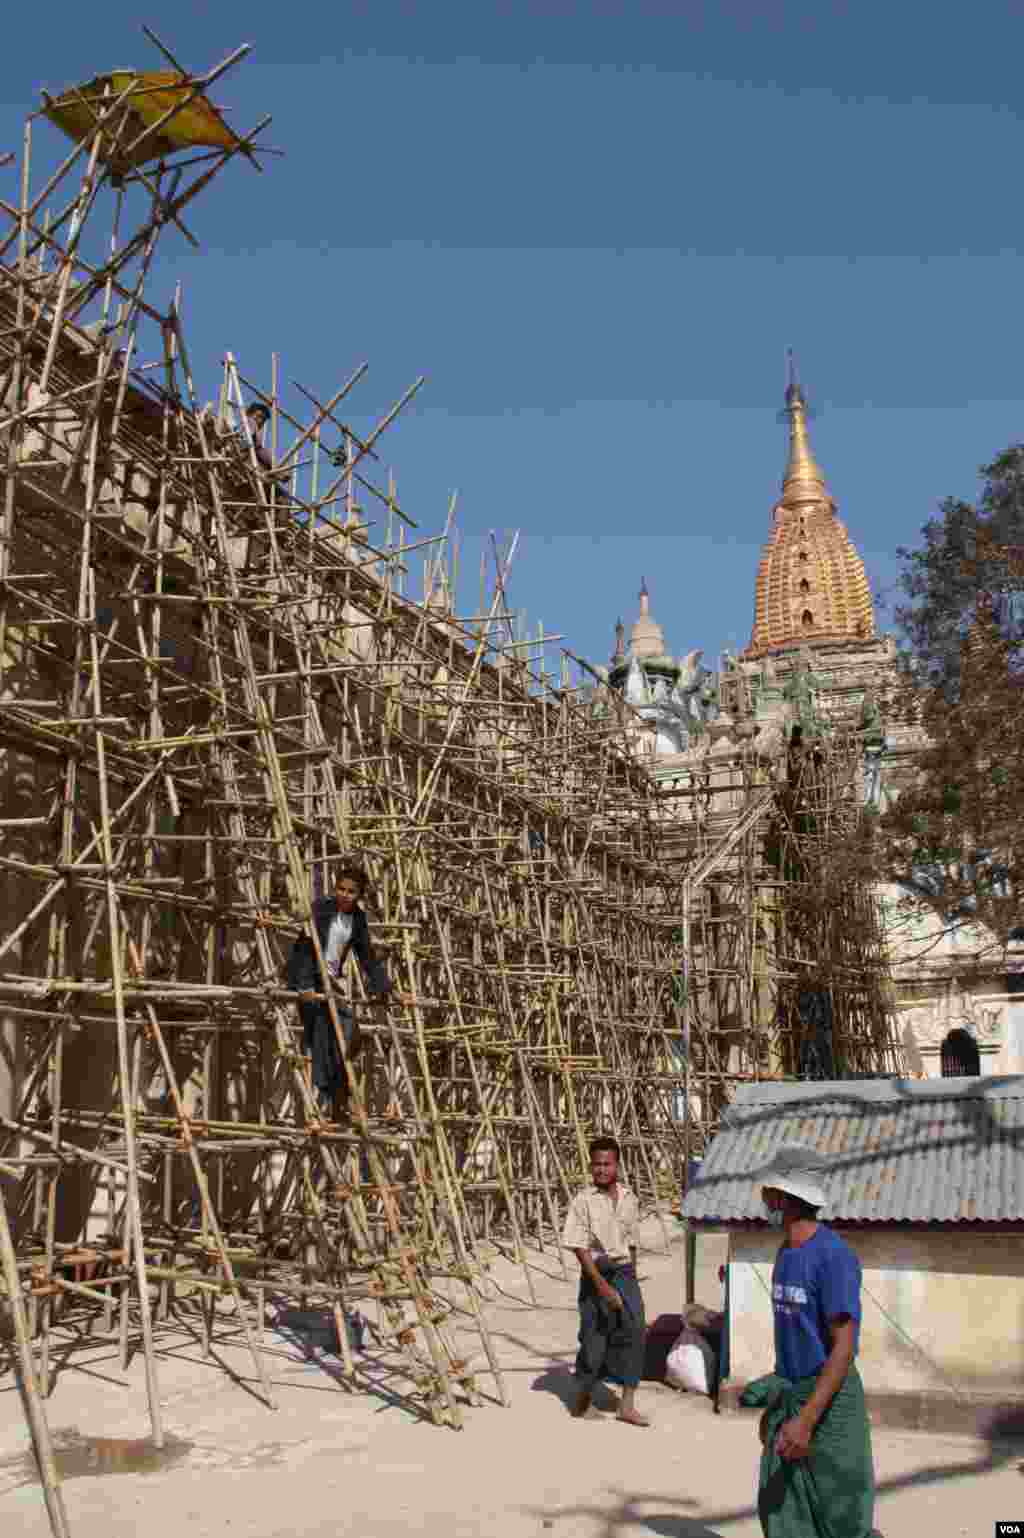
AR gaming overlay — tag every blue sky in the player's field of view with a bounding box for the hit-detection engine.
[2,2,1022,671]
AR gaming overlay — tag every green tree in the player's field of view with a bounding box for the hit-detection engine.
[893,444,1024,693]
[880,445,1024,957]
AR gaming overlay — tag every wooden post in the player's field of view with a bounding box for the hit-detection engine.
[685,1220,697,1306]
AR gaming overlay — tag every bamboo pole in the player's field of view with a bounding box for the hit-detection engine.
[0,1182,71,1538]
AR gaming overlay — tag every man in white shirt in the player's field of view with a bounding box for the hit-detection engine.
[323,901,354,979]
[561,1136,649,1427]
[286,865,392,1120]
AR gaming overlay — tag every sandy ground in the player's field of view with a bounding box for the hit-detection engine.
[2,1220,1023,1537]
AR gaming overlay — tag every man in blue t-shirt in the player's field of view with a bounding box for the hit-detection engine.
[770,1211,862,1386]
[750,1144,876,1538]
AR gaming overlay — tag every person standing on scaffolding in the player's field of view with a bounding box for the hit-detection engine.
[286,864,393,1120]
[241,400,297,516]
[243,401,274,471]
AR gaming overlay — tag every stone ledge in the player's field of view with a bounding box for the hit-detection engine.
[716,1380,1024,1442]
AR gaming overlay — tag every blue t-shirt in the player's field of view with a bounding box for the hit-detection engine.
[771,1225,862,1382]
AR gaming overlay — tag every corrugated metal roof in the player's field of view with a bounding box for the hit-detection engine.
[681,1076,1024,1224]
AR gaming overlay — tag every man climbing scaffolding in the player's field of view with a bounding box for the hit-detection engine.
[285,864,394,1120]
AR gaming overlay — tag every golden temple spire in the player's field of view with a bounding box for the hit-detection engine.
[630,578,666,658]
[743,354,875,658]
[781,351,829,510]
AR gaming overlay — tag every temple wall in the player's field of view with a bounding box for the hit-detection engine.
[727,1226,1024,1396]
[884,884,1024,1079]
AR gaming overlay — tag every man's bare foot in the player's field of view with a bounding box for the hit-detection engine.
[617,1409,650,1427]
[570,1389,592,1418]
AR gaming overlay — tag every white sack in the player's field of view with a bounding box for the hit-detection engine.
[665,1327,716,1395]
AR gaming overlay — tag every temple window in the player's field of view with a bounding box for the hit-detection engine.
[940,1028,980,1077]
[801,609,814,630]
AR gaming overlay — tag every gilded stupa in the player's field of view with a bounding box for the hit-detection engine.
[629,577,666,658]
[744,361,874,658]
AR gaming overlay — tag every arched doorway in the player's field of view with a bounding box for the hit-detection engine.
[940,1027,980,1077]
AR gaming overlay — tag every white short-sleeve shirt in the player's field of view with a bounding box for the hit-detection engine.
[324,911,354,978]
[561,1183,639,1262]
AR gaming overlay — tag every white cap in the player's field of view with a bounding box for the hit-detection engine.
[759,1143,828,1209]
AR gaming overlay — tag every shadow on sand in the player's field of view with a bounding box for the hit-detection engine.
[523,1405,1024,1537]
[531,1366,622,1416]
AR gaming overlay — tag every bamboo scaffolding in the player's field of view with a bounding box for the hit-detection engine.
[0,35,900,1530]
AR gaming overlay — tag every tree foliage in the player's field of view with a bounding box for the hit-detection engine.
[879,445,1024,957]
[893,444,1024,692]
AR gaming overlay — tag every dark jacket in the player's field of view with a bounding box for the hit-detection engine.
[285,895,390,1000]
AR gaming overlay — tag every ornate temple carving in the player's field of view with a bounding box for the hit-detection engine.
[899,995,1005,1052]
[601,581,719,754]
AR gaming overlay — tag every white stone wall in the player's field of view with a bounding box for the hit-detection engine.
[727,1226,1024,1394]
[883,884,1024,1078]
